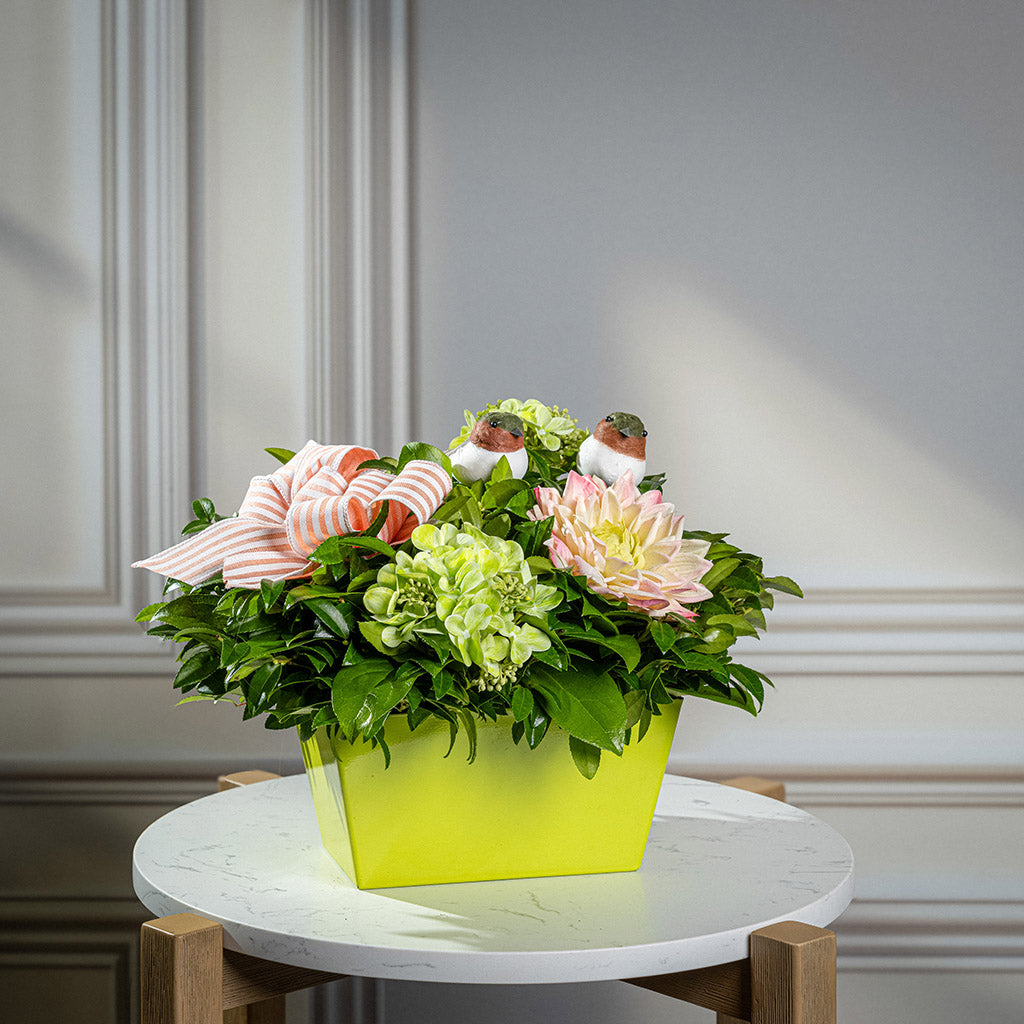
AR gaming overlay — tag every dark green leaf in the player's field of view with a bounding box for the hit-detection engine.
[526,556,555,575]
[649,619,676,653]
[700,558,741,591]
[489,454,512,483]
[743,607,767,631]
[728,664,766,705]
[623,688,646,730]
[173,649,221,690]
[456,708,478,762]
[312,534,397,564]
[135,602,164,623]
[192,497,216,520]
[676,651,732,682]
[763,575,804,598]
[569,737,602,779]
[637,704,652,742]
[397,442,453,476]
[356,457,399,473]
[510,686,534,722]
[522,706,551,749]
[358,620,391,655]
[432,670,453,700]
[529,663,628,754]
[331,661,394,738]
[559,628,640,672]
[693,628,734,654]
[707,614,759,637]
[260,579,286,610]
[243,664,283,719]
[481,514,511,539]
[481,478,532,509]
[304,598,351,637]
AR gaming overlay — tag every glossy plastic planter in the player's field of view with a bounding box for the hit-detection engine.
[300,702,680,889]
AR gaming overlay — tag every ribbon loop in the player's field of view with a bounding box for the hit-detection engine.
[132,441,452,588]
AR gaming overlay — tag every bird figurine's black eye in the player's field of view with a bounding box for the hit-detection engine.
[605,415,613,421]
[489,420,498,428]
[642,430,647,437]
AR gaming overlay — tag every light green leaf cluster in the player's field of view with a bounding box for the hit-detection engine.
[451,398,588,458]
[363,523,562,690]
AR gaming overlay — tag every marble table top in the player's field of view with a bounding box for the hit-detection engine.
[133,774,854,984]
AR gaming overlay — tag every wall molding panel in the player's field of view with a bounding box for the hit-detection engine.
[0,933,136,1024]
[838,900,1024,971]
[306,0,414,453]
[0,0,192,678]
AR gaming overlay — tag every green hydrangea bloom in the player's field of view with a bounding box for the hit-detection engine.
[450,398,588,472]
[363,523,561,690]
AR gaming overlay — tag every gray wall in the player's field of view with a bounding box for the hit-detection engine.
[1,1,1022,1022]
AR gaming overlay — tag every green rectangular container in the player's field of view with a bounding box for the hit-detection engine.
[300,703,680,889]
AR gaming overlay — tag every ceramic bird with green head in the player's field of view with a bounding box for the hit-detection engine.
[577,412,647,484]
[450,411,528,482]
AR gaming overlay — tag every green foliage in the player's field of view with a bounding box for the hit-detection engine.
[137,419,800,778]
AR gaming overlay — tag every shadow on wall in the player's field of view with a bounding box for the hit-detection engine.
[604,271,1024,591]
[0,207,94,298]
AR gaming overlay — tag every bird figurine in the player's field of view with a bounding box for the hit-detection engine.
[577,412,647,484]
[450,412,528,482]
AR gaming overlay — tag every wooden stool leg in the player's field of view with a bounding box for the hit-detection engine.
[142,913,224,1024]
[749,921,837,1024]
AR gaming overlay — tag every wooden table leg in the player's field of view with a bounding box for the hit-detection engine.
[750,921,837,1024]
[223,996,287,1024]
[141,913,223,1024]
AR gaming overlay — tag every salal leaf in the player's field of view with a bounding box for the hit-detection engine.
[529,663,627,754]
[456,708,478,763]
[693,628,733,654]
[173,649,221,690]
[623,688,647,730]
[489,454,512,483]
[331,661,394,739]
[304,598,352,637]
[707,613,759,637]
[699,557,741,591]
[676,651,732,682]
[510,686,535,722]
[649,619,676,653]
[397,442,453,476]
[358,620,392,655]
[192,497,216,520]
[569,736,602,779]
[763,575,804,598]
[312,534,397,564]
[135,602,164,623]
[243,664,283,719]
[728,663,767,705]
[481,478,532,509]
[260,579,286,609]
[364,673,417,735]
[356,457,399,474]
[560,627,641,673]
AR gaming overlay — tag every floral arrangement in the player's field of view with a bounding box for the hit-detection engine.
[135,399,800,777]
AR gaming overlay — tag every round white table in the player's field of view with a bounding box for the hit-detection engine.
[133,773,854,986]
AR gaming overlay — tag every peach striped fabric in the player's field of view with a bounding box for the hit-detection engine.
[133,441,451,588]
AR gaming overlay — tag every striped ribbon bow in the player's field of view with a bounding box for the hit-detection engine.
[132,441,451,589]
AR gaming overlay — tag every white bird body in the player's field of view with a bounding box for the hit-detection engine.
[450,440,528,482]
[577,433,645,485]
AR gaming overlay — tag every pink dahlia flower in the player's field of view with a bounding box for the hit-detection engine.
[529,470,714,619]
